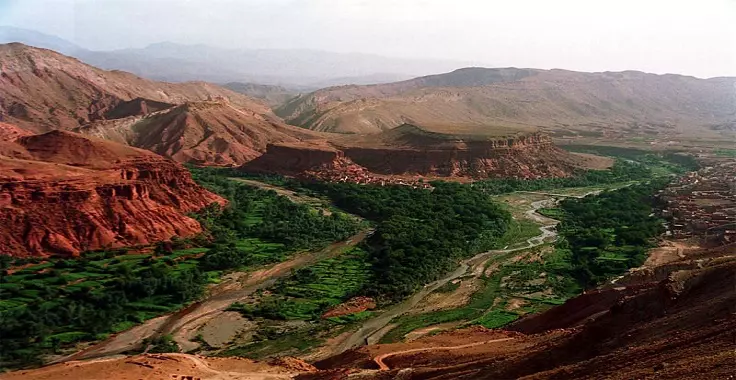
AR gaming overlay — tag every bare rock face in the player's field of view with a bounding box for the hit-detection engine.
[242,143,345,174]
[0,130,225,257]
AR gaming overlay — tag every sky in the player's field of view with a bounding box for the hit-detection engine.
[1,0,735,78]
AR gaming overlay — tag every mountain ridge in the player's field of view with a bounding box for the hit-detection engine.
[276,67,736,139]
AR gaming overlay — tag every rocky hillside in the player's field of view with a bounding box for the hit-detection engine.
[0,129,224,257]
[276,68,736,139]
[0,42,270,133]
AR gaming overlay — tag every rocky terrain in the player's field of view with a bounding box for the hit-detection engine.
[0,43,331,166]
[1,44,616,176]
[0,129,224,257]
[276,68,736,140]
[0,353,315,380]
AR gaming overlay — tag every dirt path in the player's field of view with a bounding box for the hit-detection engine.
[13,353,296,380]
[53,229,371,363]
[167,230,370,352]
[170,353,293,379]
[373,337,515,370]
[333,196,562,354]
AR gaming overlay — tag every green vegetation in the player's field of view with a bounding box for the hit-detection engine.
[381,177,669,343]
[144,335,180,354]
[0,168,361,368]
[380,245,580,343]
[0,249,208,367]
[475,147,697,196]
[229,248,372,321]
[563,145,699,172]
[714,148,736,158]
[222,248,375,358]
[494,219,544,248]
[219,179,514,357]
[189,167,362,250]
[551,180,668,287]
[296,181,512,301]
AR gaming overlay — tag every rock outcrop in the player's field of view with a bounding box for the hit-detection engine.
[340,131,581,178]
[243,143,345,174]
[244,124,592,181]
[0,130,224,257]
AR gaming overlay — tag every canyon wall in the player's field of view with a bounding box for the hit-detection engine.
[241,143,344,174]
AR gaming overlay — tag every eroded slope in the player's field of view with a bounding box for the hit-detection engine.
[0,129,224,257]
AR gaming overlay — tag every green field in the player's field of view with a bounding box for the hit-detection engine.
[222,248,374,358]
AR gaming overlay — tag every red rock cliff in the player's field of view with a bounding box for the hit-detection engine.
[0,130,225,257]
[241,143,345,174]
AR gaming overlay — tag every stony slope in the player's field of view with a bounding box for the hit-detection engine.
[0,43,269,132]
[276,68,736,138]
[0,129,224,257]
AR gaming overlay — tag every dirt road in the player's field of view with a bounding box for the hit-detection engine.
[53,229,371,363]
[373,337,515,370]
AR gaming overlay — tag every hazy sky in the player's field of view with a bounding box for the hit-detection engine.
[1,0,735,78]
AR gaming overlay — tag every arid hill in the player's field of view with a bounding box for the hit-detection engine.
[0,353,314,380]
[0,43,273,133]
[0,129,224,257]
[75,100,326,166]
[276,68,736,140]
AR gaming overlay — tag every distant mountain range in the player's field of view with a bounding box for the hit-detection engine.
[0,26,479,88]
[276,67,736,141]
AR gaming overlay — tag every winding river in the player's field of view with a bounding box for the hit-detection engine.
[333,196,562,353]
